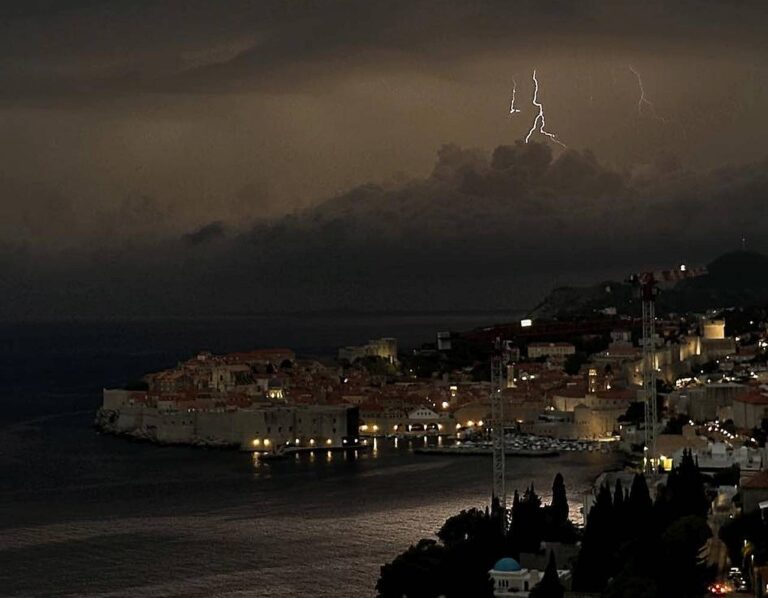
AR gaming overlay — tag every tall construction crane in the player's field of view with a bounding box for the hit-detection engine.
[490,338,518,513]
[634,272,659,475]
[629,264,706,474]
[490,349,506,510]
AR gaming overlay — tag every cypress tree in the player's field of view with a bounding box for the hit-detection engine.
[509,489,522,553]
[525,483,542,510]
[612,478,627,542]
[613,479,625,510]
[628,473,653,527]
[573,482,615,591]
[655,449,709,527]
[629,473,653,541]
[508,485,545,554]
[529,552,564,598]
[551,473,568,526]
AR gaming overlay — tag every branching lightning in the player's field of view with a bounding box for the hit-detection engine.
[628,65,669,123]
[509,78,521,114]
[524,69,566,148]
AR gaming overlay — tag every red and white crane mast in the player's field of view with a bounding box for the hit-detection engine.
[630,264,705,474]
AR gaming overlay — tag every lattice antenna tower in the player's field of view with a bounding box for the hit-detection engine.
[630,265,706,474]
[490,342,507,510]
[639,273,658,475]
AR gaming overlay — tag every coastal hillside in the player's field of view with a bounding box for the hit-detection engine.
[530,250,768,318]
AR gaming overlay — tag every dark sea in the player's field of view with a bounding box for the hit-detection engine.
[0,315,618,598]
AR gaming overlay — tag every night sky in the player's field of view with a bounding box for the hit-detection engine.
[2,1,768,316]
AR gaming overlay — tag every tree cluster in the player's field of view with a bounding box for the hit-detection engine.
[750,417,768,447]
[378,457,715,597]
[574,452,715,597]
[563,352,589,376]
[662,413,690,435]
[376,474,575,598]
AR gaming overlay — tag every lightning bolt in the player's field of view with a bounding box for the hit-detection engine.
[524,69,566,148]
[509,78,521,114]
[628,65,669,123]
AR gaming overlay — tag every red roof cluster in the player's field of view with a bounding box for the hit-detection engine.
[735,392,768,405]
[743,470,768,489]
[595,388,636,401]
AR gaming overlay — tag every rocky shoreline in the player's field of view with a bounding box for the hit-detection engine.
[93,408,238,449]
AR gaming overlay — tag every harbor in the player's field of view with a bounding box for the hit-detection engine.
[414,446,560,457]
[412,434,615,457]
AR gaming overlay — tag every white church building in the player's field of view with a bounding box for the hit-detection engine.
[488,557,571,597]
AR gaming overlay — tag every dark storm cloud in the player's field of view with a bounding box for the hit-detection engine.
[187,141,768,312]
[0,0,766,237]
[4,141,767,317]
[1,0,767,100]
[3,1,768,317]
[243,141,767,280]
[182,221,226,246]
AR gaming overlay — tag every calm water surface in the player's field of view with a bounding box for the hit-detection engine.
[0,316,617,597]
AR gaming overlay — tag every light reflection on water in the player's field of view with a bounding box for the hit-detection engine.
[1,433,619,598]
[244,438,602,531]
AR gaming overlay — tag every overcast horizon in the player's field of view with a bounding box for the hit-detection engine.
[2,1,768,317]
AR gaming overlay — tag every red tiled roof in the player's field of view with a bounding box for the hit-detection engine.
[604,346,639,356]
[552,386,588,398]
[595,389,636,401]
[528,342,575,348]
[735,392,768,405]
[326,395,352,405]
[743,470,768,489]
[225,349,295,363]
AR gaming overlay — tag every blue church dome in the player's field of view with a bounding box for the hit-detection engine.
[493,557,522,572]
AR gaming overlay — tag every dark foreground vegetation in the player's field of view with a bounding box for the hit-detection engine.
[377,453,715,597]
